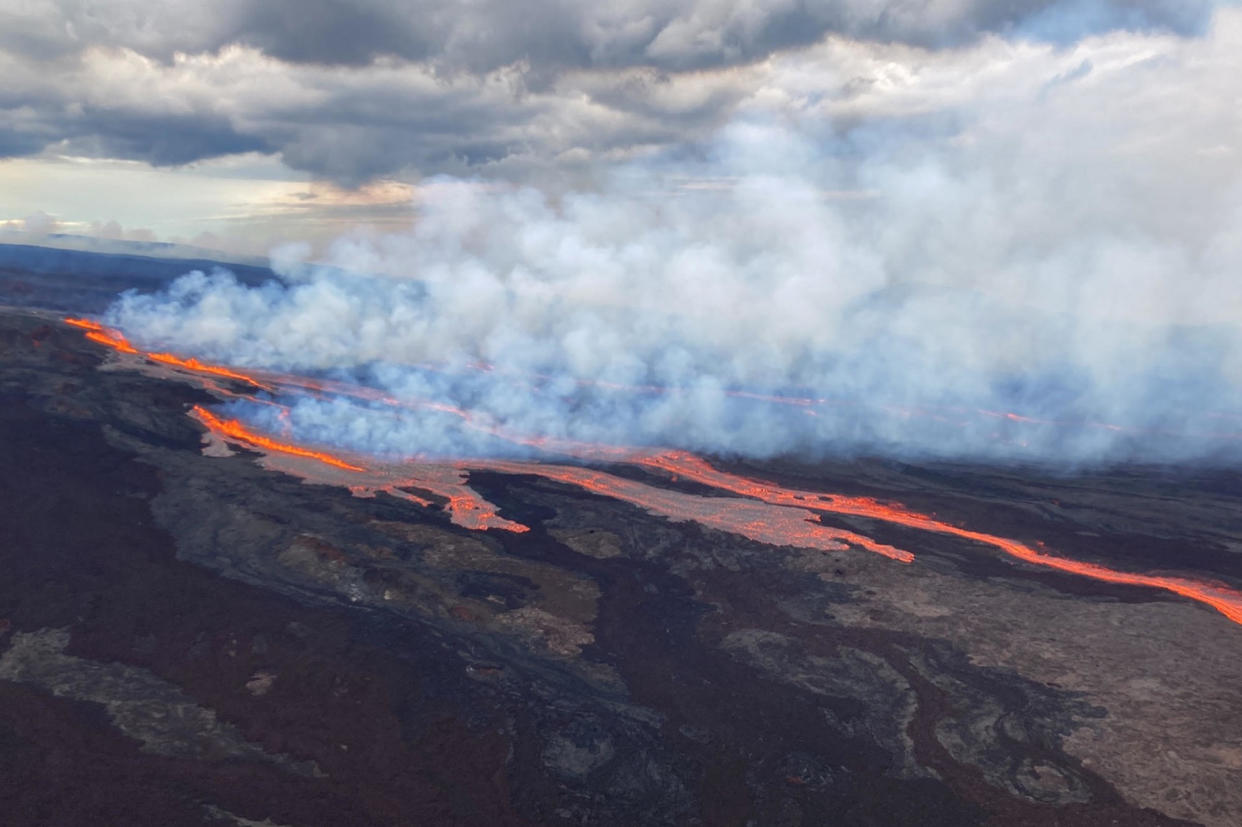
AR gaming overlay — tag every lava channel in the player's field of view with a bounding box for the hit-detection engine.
[192,405,366,472]
[66,316,1242,625]
[639,451,1242,625]
[473,460,913,561]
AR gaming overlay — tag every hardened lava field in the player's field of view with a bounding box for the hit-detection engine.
[2,307,1241,827]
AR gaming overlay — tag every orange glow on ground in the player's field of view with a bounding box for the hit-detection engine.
[65,317,270,388]
[84,329,139,354]
[149,352,272,390]
[192,405,366,472]
[66,316,1242,624]
[66,317,140,355]
[376,468,531,533]
[638,452,1242,625]
[441,489,531,533]
[67,317,139,353]
[263,371,636,461]
[476,460,912,561]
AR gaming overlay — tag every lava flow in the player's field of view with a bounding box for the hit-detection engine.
[192,405,366,472]
[65,317,269,389]
[64,316,1242,626]
[638,452,1242,625]
[65,317,139,354]
[477,460,913,561]
[365,465,531,533]
[265,372,635,461]
[148,352,272,390]
[191,400,529,533]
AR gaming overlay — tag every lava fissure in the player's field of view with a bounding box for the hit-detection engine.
[636,452,1242,625]
[65,317,269,388]
[474,459,914,562]
[66,316,1242,625]
[191,405,366,472]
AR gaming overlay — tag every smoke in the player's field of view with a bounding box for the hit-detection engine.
[106,14,1242,465]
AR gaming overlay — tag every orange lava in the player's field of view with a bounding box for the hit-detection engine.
[84,329,139,354]
[639,452,1242,625]
[378,468,530,533]
[148,352,272,390]
[442,490,531,533]
[64,316,1242,624]
[65,317,270,389]
[265,371,635,461]
[191,405,366,472]
[187,388,530,533]
[476,460,913,561]
[66,317,140,353]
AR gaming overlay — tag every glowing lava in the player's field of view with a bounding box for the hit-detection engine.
[65,316,1242,626]
[66,317,139,354]
[192,405,366,472]
[64,317,105,332]
[148,352,272,390]
[263,372,635,461]
[65,317,269,388]
[638,452,1242,625]
[371,466,531,533]
[477,460,913,561]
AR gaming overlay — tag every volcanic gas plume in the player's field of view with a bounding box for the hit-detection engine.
[65,317,1242,627]
[98,98,1242,467]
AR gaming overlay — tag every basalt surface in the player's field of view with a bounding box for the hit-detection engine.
[1,306,1239,826]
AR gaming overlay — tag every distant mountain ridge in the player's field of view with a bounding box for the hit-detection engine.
[0,242,278,313]
[0,232,268,268]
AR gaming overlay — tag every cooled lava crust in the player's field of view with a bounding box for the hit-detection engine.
[2,307,1240,826]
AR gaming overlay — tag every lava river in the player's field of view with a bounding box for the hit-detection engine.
[65,316,1242,627]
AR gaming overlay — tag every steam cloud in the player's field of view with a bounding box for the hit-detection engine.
[106,16,1242,465]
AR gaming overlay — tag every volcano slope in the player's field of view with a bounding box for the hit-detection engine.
[1,305,1241,827]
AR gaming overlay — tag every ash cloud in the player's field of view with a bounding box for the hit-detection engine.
[103,13,1242,466]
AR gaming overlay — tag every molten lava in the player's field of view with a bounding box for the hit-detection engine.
[374,467,531,533]
[477,460,913,561]
[64,317,270,388]
[264,372,634,461]
[192,405,366,472]
[637,452,1242,625]
[65,318,140,354]
[148,352,272,390]
[65,315,1242,626]
[63,317,104,332]
[84,330,139,354]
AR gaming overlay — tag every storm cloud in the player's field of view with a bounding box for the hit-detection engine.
[0,0,1221,182]
[103,9,1242,465]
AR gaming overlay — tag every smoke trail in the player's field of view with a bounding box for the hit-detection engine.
[106,14,1242,465]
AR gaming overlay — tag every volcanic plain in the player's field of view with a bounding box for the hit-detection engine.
[2,290,1241,825]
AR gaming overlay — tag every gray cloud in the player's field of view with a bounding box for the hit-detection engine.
[2,1,1215,69]
[0,0,1221,182]
[103,14,1242,465]
[64,109,273,166]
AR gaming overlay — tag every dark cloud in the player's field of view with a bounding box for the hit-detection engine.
[3,1,1216,70]
[0,128,54,159]
[66,110,272,166]
[210,0,1217,71]
[229,1,436,66]
[0,0,1222,183]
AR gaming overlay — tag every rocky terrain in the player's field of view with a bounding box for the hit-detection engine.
[2,303,1241,826]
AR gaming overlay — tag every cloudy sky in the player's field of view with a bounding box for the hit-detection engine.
[0,0,1215,464]
[1,0,1234,257]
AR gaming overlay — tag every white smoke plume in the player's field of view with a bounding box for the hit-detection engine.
[107,14,1242,465]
